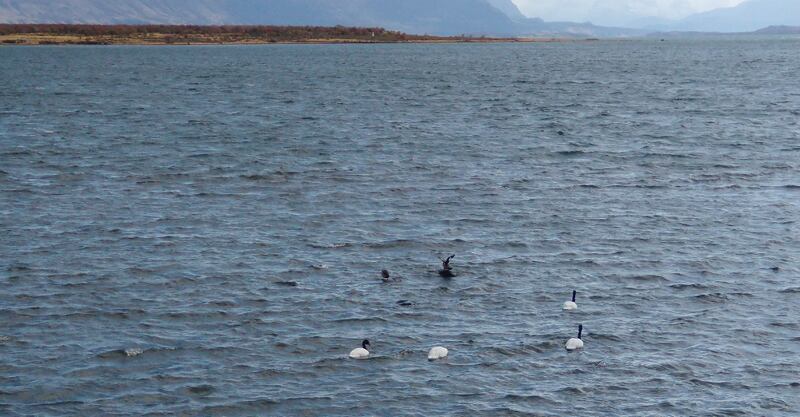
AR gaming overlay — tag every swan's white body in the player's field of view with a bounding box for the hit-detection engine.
[566,338,584,351]
[349,347,369,359]
[428,346,448,360]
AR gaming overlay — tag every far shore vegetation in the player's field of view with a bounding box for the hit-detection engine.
[0,24,554,45]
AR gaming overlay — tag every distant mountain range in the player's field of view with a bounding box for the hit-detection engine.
[0,0,641,37]
[755,25,800,34]
[0,0,797,37]
[644,0,800,33]
[696,0,800,32]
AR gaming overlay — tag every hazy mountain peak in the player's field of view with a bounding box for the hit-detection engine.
[485,0,526,21]
[675,0,800,32]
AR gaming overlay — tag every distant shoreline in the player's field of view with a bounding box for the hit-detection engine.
[0,24,567,46]
[0,36,561,46]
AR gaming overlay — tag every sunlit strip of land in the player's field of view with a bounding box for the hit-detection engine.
[0,24,560,45]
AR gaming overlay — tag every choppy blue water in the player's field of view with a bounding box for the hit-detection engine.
[1,39,800,416]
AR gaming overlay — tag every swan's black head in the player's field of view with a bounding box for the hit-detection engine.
[362,339,370,349]
[441,254,455,268]
[572,290,577,302]
[577,325,583,339]
[381,270,390,279]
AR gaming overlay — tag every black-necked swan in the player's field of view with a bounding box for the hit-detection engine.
[563,290,578,310]
[428,346,448,360]
[566,325,584,351]
[349,339,370,359]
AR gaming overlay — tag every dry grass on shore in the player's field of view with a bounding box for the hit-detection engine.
[0,24,553,46]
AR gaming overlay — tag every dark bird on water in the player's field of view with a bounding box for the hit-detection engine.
[381,269,400,283]
[438,255,456,278]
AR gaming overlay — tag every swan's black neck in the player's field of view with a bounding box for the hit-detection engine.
[572,290,577,302]
[577,325,583,339]
[362,339,370,349]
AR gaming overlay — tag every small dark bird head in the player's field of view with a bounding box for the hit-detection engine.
[381,270,390,279]
[362,339,370,349]
[441,254,455,268]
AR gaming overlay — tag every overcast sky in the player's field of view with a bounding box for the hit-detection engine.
[511,0,747,23]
